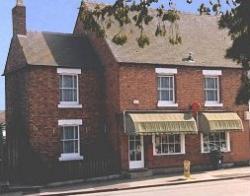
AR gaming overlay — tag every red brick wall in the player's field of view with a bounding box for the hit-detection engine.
[118,64,250,170]
[74,18,122,164]
[6,65,106,167]
[5,68,29,178]
[26,66,105,161]
[5,37,26,73]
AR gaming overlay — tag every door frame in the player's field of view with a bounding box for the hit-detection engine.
[128,135,144,170]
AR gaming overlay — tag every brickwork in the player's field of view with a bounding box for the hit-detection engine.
[12,4,26,35]
[117,65,250,170]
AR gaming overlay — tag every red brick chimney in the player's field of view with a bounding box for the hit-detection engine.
[12,0,26,35]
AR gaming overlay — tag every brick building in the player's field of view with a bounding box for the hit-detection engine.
[4,1,250,181]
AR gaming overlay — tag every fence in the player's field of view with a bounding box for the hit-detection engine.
[49,158,119,182]
[0,124,6,182]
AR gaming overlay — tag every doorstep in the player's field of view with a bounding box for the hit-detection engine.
[124,168,153,179]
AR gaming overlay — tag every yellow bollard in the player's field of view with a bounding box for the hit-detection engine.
[184,160,191,179]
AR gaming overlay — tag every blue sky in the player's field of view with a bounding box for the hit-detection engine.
[0,0,226,110]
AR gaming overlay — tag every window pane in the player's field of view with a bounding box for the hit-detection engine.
[203,132,227,152]
[74,127,78,139]
[206,90,218,101]
[205,78,216,88]
[130,151,135,161]
[63,127,74,140]
[161,90,169,101]
[157,76,174,102]
[63,141,74,153]
[62,75,74,88]
[169,90,173,101]
[169,144,175,153]
[169,135,175,143]
[175,144,181,153]
[154,134,182,154]
[162,135,167,143]
[169,77,173,88]
[175,134,180,142]
[161,77,170,88]
[74,141,78,153]
[62,89,74,102]
[162,144,168,153]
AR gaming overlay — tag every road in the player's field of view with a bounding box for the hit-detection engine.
[79,177,250,196]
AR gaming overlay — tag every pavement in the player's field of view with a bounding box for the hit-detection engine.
[22,166,250,195]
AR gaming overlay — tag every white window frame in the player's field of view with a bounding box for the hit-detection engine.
[152,134,185,156]
[57,68,82,109]
[58,119,83,161]
[157,75,178,107]
[203,70,223,107]
[200,132,230,154]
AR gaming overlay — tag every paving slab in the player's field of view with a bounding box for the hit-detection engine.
[26,166,250,196]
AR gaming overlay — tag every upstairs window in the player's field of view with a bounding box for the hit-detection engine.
[156,68,178,107]
[204,76,220,103]
[203,70,222,107]
[157,75,175,103]
[59,75,78,103]
[57,68,82,108]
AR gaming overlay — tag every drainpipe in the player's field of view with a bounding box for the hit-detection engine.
[123,111,127,134]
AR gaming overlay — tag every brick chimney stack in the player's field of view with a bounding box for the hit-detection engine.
[12,0,26,35]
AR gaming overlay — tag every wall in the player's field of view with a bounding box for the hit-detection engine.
[118,64,250,170]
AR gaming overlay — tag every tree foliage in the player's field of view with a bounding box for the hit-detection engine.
[80,0,250,102]
[80,0,240,47]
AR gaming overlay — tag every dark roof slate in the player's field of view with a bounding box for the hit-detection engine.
[17,32,101,68]
[102,12,241,68]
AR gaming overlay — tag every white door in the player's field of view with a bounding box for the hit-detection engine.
[129,135,144,169]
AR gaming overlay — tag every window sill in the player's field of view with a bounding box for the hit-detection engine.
[59,154,83,161]
[58,103,82,109]
[157,101,178,107]
[204,102,223,107]
[201,150,230,154]
[153,152,185,156]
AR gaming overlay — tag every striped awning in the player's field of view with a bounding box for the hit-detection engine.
[199,112,243,133]
[125,113,198,135]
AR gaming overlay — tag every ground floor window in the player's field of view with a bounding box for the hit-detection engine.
[153,134,185,155]
[201,132,230,153]
[58,119,83,161]
[61,126,79,154]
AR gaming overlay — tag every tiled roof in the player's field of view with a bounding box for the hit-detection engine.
[101,11,241,68]
[17,32,101,68]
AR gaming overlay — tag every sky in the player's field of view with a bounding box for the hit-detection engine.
[0,0,228,110]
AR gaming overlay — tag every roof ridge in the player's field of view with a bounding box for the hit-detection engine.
[27,31,74,36]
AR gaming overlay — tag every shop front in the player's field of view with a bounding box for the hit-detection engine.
[124,111,244,170]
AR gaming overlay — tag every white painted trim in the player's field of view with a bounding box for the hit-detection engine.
[155,68,177,75]
[157,101,178,107]
[202,70,222,76]
[128,136,144,169]
[200,132,230,154]
[59,153,83,161]
[57,68,82,74]
[152,134,185,156]
[58,104,82,108]
[58,119,83,126]
[247,71,250,79]
[226,132,231,152]
[204,102,223,107]
[59,74,80,107]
